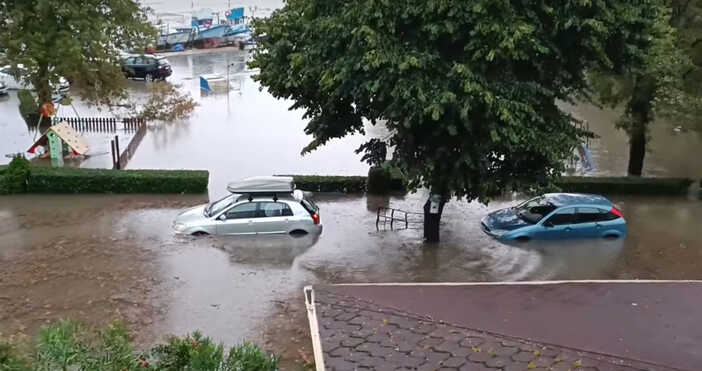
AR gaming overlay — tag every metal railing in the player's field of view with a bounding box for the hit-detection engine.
[376,207,424,230]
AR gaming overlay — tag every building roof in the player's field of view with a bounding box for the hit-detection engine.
[544,193,611,207]
[226,176,294,194]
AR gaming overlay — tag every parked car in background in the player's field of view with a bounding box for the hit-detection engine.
[0,65,70,95]
[121,55,172,81]
[173,177,322,236]
[0,81,7,95]
[481,193,626,241]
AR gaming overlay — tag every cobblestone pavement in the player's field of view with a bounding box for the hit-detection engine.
[314,288,678,371]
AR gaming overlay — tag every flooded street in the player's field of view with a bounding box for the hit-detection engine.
[2,191,701,366]
[1,2,702,366]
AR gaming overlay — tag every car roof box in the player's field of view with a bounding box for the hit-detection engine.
[227,176,294,194]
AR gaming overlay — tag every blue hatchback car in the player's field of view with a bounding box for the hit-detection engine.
[481,193,626,241]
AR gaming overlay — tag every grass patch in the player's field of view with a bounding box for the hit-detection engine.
[1,320,279,371]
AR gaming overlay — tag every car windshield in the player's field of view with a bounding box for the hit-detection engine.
[158,58,169,65]
[516,197,556,224]
[206,194,235,217]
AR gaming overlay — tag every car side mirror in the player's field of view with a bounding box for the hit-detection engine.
[543,221,554,228]
[218,214,227,221]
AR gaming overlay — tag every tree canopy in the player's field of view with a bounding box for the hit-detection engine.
[252,0,664,203]
[0,0,153,104]
[0,0,195,122]
[589,0,702,175]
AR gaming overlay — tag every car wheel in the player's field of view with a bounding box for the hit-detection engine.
[191,231,209,236]
[289,229,308,236]
[145,73,154,82]
[515,236,531,243]
[603,234,619,240]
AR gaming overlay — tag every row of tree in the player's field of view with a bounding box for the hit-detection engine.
[251,0,702,240]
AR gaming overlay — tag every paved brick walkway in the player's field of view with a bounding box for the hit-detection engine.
[313,288,679,371]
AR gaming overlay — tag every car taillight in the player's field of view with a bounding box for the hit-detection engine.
[611,207,623,218]
[312,213,320,225]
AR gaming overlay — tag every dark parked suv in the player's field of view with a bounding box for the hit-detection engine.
[122,55,172,81]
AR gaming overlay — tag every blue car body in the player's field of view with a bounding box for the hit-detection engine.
[481,193,627,241]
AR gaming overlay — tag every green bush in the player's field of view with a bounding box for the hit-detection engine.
[26,167,209,194]
[288,173,406,194]
[224,343,279,371]
[0,157,31,194]
[16,89,50,127]
[1,320,278,371]
[289,175,368,193]
[556,176,693,195]
[0,342,30,371]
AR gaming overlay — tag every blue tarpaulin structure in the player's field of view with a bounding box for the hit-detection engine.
[226,7,244,20]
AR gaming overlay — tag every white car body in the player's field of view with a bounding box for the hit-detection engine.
[0,65,70,95]
[173,192,323,236]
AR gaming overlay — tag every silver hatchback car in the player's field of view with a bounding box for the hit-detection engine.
[172,177,322,236]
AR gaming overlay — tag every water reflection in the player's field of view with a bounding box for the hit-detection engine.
[210,234,319,268]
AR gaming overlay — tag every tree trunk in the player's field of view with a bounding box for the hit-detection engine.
[627,123,646,176]
[626,75,655,177]
[36,79,52,106]
[423,196,446,243]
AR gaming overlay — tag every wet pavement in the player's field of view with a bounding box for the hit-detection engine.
[312,283,697,370]
[1,191,702,367]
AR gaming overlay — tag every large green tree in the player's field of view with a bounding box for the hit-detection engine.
[252,0,664,241]
[0,0,152,104]
[590,0,702,176]
[0,0,195,121]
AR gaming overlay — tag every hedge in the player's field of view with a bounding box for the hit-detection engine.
[286,174,694,196]
[24,167,209,194]
[287,175,368,193]
[556,176,693,195]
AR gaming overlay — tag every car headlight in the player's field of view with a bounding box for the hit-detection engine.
[173,223,187,233]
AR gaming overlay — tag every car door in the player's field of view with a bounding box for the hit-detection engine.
[216,202,259,235]
[254,202,293,234]
[536,207,576,239]
[123,57,137,77]
[132,57,146,78]
[573,207,603,238]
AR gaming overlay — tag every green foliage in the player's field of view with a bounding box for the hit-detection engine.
[150,332,224,371]
[0,157,30,194]
[0,0,155,104]
[556,176,693,195]
[290,175,368,193]
[150,334,277,371]
[135,82,198,122]
[252,0,661,204]
[589,0,702,175]
[0,342,30,371]
[25,167,209,194]
[223,343,279,371]
[17,90,37,119]
[1,320,278,371]
[35,320,84,371]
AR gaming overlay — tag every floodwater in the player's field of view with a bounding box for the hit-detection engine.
[124,49,375,196]
[3,48,702,184]
[1,191,701,366]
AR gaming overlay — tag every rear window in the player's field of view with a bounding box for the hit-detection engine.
[301,197,319,215]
